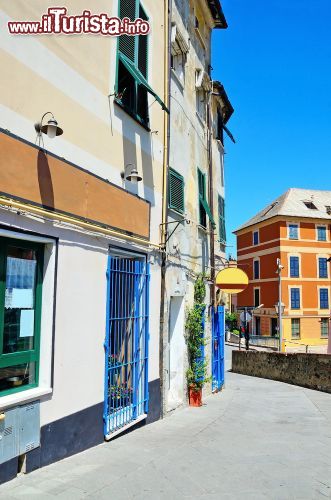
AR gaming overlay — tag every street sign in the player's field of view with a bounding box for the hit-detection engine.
[215,267,249,294]
[240,311,252,323]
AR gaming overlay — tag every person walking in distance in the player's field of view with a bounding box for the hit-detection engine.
[244,324,250,350]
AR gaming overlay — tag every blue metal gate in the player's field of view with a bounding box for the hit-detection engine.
[212,305,225,392]
[103,255,149,437]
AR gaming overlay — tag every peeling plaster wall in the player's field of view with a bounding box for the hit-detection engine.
[163,0,226,413]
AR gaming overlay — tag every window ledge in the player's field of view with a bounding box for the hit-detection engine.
[0,387,52,411]
[198,224,208,233]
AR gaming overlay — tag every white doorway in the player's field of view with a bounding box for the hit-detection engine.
[167,296,185,411]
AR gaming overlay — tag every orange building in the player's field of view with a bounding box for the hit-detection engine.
[234,188,331,347]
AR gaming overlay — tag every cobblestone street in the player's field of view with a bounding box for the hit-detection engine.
[1,355,330,499]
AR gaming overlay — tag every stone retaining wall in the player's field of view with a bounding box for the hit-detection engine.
[232,351,331,393]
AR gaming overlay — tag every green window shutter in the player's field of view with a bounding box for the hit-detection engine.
[169,168,185,213]
[218,195,226,243]
[118,53,169,112]
[138,5,148,78]
[198,169,206,227]
[119,0,136,62]
[197,168,215,228]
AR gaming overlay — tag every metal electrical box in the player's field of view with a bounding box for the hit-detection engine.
[0,406,19,464]
[0,401,40,465]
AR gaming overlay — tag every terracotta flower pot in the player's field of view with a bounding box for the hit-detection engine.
[189,386,202,407]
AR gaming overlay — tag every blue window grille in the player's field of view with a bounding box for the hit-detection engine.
[253,260,260,279]
[253,231,259,245]
[290,256,299,277]
[320,288,329,309]
[103,256,150,437]
[289,224,298,240]
[317,226,327,241]
[212,306,225,392]
[319,258,328,278]
[291,288,300,309]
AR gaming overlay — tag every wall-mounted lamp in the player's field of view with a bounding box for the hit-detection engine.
[120,163,142,184]
[35,112,63,139]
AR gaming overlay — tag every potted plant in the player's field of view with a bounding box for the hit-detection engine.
[185,276,211,407]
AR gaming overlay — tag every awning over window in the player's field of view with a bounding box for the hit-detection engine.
[223,124,236,143]
[119,52,169,114]
[200,196,216,228]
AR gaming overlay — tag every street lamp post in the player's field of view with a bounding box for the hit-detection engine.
[275,258,284,352]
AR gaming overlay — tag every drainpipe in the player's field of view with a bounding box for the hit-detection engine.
[207,88,215,308]
[159,0,171,417]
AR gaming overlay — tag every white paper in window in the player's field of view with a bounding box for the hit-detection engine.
[20,310,35,338]
[11,288,34,309]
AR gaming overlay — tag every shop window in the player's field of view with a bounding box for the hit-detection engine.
[0,239,43,396]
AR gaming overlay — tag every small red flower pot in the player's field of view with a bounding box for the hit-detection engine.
[189,386,202,407]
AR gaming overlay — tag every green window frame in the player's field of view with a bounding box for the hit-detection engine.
[218,195,226,244]
[116,1,169,127]
[291,318,300,339]
[116,0,149,126]
[0,238,43,397]
[197,168,216,229]
[320,318,329,338]
[169,168,185,214]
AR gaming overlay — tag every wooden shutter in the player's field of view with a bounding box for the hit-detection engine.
[169,168,185,213]
[138,5,148,77]
[119,0,136,62]
[198,169,206,227]
[218,195,226,242]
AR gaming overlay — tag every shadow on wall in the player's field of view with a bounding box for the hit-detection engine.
[113,103,155,206]
[37,150,55,210]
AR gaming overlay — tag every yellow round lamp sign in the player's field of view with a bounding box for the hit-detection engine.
[215,268,249,294]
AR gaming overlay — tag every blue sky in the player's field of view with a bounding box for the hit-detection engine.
[212,0,331,257]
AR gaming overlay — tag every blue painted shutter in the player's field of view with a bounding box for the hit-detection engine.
[319,258,328,278]
[290,257,299,277]
[320,289,329,309]
[291,288,300,309]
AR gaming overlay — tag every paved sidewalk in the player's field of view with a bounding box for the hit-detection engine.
[1,372,331,499]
